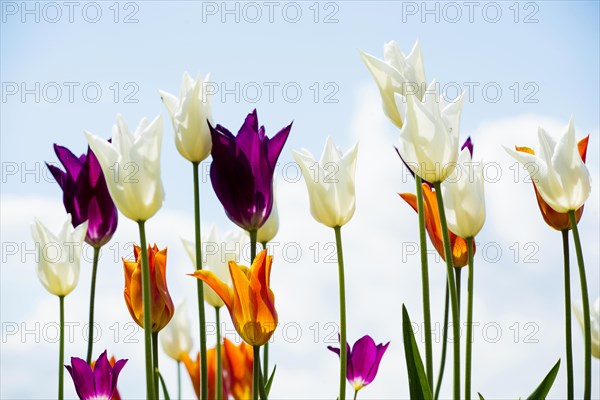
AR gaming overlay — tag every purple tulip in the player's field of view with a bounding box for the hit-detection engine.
[65,350,127,400]
[328,335,390,393]
[461,136,473,156]
[209,109,292,231]
[47,144,118,247]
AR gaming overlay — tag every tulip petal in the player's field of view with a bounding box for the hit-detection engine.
[189,270,233,310]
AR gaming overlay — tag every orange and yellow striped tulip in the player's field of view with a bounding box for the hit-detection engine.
[223,338,254,400]
[515,135,589,231]
[123,244,174,332]
[400,183,473,268]
[190,250,278,346]
[181,347,228,400]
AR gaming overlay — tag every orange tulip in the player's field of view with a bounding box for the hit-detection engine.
[181,347,229,400]
[400,183,473,268]
[223,338,254,400]
[190,250,278,346]
[515,135,589,231]
[123,244,174,332]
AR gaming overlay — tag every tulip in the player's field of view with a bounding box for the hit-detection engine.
[160,300,193,362]
[574,298,600,359]
[504,117,591,214]
[181,347,229,400]
[85,114,164,222]
[328,335,390,397]
[257,192,279,244]
[292,137,359,228]
[47,144,118,248]
[209,109,292,232]
[223,338,254,400]
[65,351,127,400]
[123,244,174,332]
[396,81,465,183]
[514,135,589,230]
[31,215,88,297]
[360,40,427,127]
[441,143,485,239]
[160,72,213,162]
[182,227,247,308]
[190,249,277,347]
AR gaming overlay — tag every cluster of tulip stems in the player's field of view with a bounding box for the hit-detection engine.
[31,39,597,400]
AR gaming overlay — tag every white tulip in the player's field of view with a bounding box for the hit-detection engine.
[360,40,427,127]
[396,81,465,183]
[31,214,88,297]
[292,137,358,228]
[85,114,165,222]
[574,298,600,358]
[257,188,279,244]
[160,72,213,162]
[504,117,591,213]
[182,226,247,308]
[442,147,485,238]
[160,300,193,361]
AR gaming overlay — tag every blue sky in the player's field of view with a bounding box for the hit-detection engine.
[1,1,599,398]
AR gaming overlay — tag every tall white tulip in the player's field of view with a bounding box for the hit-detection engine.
[441,146,485,238]
[31,214,88,296]
[396,81,465,183]
[160,300,194,361]
[182,226,247,308]
[504,117,591,213]
[360,40,427,127]
[257,186,279,244]
[574,298,600,358]
[85,114,165,222]
[292,137,358,228]
[160,72,213,163]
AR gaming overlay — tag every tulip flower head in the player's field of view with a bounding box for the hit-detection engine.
[292,137,359,228]
[574,297,600,358]
[85,114,165,222]
[209,109,292,231]
[504,117,591,213]
[47,144,118,247]
[65,350,127,400]
[190,249,277,346]
[360,40,427,127]
[257,187,279,244]
[181,346,228,400]
[160,72,213,162]
[328,335,390,393]
[160,300,193,362]
[31,215,88,297]
[123,244,174,332]
[182,226,248,308]
[223,338,254,400]
[396,81,465,183]
[441,139,486,238]
[514,135,589,230]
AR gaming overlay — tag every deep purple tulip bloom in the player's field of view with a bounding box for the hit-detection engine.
[328,335,390,393]
[209,109,292,231]
[65,350,127,400]
[47,144,118,247]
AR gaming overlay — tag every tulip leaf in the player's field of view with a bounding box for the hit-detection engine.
[402,305,433,399]
[525,359,560,400]
[265,365,277,396]
[478,393,485,400]
[157,369,171,400]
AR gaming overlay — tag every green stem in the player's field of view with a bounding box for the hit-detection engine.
[353,389,358,400]
[177,361,181,400]
[415,176,433,388]
[568,210,591,400]
[465,237,474,400]
[192,162,208,400]
[58,295,64,400]
[261,241,269,380]
[455,268,461,318]
[86,246,100,364]
[216,307,223,400]
[250,230,257,263]
[562,229,574,400]
[253,345,260,400]
[334,226,347,400]
[434,284,450,400]
[152,332,159,396]
[138,220,156,399]
[433,182,460,400]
